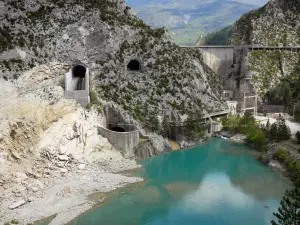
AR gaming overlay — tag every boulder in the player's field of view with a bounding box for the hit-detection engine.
[9,199,26,210]
[58,155,69,161]
[15,172,28,183]
[78,164,86,170]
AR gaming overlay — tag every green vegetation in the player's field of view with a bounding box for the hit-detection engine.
[131,0,256,45]
[273,149,288,163]
[89,89,102,113]
[198,25,232,45]
[184,111,206,140]
[222,113,293,151]
[268,118,291,142]
[222,112,267,149]
[4,220,19,225]
[294,102,300,122]
[271,181,300,225]
[296,131,300,144]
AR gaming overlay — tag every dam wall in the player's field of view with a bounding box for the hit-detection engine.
[196,46,235,82]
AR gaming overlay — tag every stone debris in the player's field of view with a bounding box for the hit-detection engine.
[78,164,86,170]
[58,155,69,161]
[9,200,26,210]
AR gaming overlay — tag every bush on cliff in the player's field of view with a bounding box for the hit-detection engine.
[273,149,287,163]
[296,131,300,144]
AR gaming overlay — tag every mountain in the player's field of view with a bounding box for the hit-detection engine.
[125,0,263,45]
[196,25,232,45]
[229,0,300,101]
[0,1,229,222]
[231,0,300,46]
[0,0,226,126]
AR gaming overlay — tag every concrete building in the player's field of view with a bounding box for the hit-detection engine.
[222,90,234,100]
[227,101,238,115]
[65,62,90,106]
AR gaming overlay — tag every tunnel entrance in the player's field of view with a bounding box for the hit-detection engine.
[110,127,126,132]
[72,65,86,78]
[127,59,140,71]
[72,65,86,90]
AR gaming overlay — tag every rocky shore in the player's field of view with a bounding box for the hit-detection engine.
[0,71,145,225]
[0,149,142,225]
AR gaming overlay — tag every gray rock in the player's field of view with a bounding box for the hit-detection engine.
[78,164,86,170]
[58,155,69,161]
[60,168,68,173]
[9,199,26,210]
[15,172,28,183]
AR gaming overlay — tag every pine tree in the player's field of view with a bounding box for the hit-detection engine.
[277,118,291,141]
[271,185,300,225]
[269,117,291,141]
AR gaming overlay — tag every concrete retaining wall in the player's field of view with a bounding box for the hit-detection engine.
[65,90,90,106]
[97,126,139,158]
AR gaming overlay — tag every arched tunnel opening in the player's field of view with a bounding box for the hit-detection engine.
[110,127,126,132]
[127,59,140,71]
[72,65,86,90]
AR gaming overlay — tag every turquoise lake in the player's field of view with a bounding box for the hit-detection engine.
[70,138,291,225]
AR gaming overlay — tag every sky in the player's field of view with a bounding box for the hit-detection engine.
[125,0,269,7]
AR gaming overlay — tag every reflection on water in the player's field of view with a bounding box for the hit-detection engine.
[70,138,291,225]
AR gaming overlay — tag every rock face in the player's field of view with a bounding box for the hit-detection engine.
[228,0,300,97]
[231,0,300,46]
[0,0,226,122]
[245,50,300,96]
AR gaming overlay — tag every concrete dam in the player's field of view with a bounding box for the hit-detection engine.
[181,45,300,83]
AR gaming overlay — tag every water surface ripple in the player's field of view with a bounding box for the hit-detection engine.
[71,138,291,225]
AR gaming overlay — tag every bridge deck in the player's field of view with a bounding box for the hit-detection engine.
[180,45,300,51]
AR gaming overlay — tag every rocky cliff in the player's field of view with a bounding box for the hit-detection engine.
[0,2,228,222]
[228,0,300,99]
[0,0,226,122]
[231,0,300,46]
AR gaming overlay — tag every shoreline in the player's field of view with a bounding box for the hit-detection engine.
[0,160,143,225]
[218,132,295,178]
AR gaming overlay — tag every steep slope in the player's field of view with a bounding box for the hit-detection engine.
[231,0,300,46]
[0,0,227,125]
[227,0,300,107]
[126,0,258,45]
[196,25,233,45]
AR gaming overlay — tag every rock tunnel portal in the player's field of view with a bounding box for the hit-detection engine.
[72,65,86,90]
[127,59,140,71]
[110,127,126,133]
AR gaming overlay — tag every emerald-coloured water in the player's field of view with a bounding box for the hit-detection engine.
[70,138,291,225]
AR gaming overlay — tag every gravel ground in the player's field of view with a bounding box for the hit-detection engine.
[0,159,142,225]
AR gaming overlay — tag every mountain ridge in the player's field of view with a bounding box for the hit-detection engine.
[126,0,261,45]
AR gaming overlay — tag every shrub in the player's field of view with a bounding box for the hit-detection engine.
[285,157,300,181]
[258,153,270,164]
[90,89,100,105]
[259,144,268,153]
[296,131,300,144]
[269,117,291,141]
[246,125,266,148]
[294,101,300,122]
[273,149,287,162]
